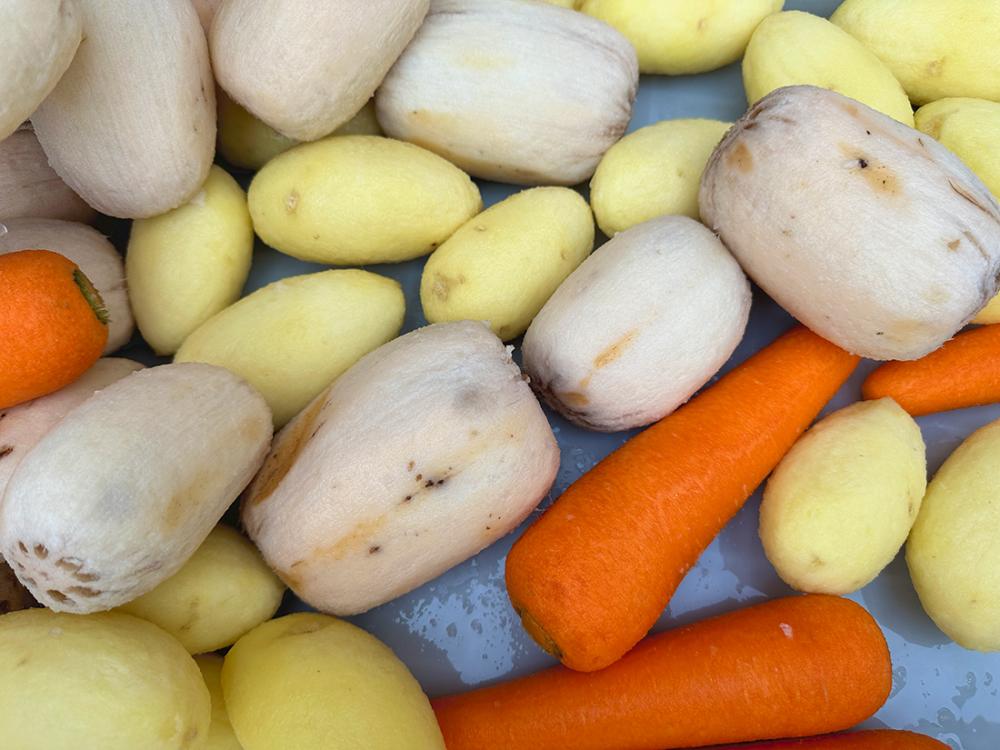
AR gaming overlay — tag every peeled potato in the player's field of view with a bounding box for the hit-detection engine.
[0,126,94,223]
[760,398,926,595]
[743,11,914,126]
[581,0,783,75]
[222,613,445,750]
[196,654,242,750]
[117,525,284,654]
[127,165,253,355]
[908,418,1000,650]
[421,187,594,340]
[175,269,405,427]
[0,609,209,750]
[248,135,481,265]
[589,119,730,236]
[832,0,1000,106]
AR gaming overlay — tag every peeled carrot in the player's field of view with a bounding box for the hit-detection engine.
[862,324,1000,416]
[505,326,858,672]
[433,595,891,750]
[0,249,108,410]
[712,730,947,749]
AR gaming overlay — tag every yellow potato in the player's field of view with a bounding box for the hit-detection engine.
[914,98,1000,323]
[580,0,783,75]
[218,93,382,171]
[760,398,926,595]
[222,613,445,750]
[421,187,593,340]
[176,269,404,426]
[117,525,285,654]
[248,135,481,265]
[0,609,209,750]
[589,119,730,235]
[908,418,1000,650]
[127,165,253,355]
[831,0,1000,105]
[743,11,913,125]
[196,655,242,750]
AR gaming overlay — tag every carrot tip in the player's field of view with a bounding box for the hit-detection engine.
[516,607,562,660]
[72,268,109,326]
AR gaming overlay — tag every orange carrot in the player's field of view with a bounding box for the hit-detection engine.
[433,595,891,750]
[862,324,1000,416]
[505,326,858,672]
[0,249,108,410]
[712,730,947,749]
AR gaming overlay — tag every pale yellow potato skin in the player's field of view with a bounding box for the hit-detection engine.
[832,0,1000,105]
[218,93,382,171]
[589,119,730,235]
[580,0,783,75]
[0,609,209,750]
[760,398,926,595]
[117,525,284,654]
[743,11,913,125]
[222,613,445,750]
[175,269,405,426]
[196,655,242,750]
[248,135,481,265]
[421,187,594,340]
[908,418,1000,650]
[127,166,253,356]
[914,98,1000,323]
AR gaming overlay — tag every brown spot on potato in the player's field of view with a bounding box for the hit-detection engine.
[407,460,415,471]
[559,391,590,408]
[0,445,12,459]
[55,557,81,572]
[368,545,381,555]
[925,58,944,77]
[17,542,28,554]
[46,589,69,603]
[948,239,961,251]
[594,329,637,369]
[316,513,391,561]
[32,545,47,559]
[727,141,753,173]
[840,101,860,117]
[284,190,299,213]
[74,571,99,583]
[66,586,99,598]
[842,148,900,196]
[246,396,327,507]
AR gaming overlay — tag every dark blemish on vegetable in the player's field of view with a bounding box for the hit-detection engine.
[926,58,944,77]
[876,331,884,336]
[948,239,961,252]
[23,577,35,586]
[917,137,927,149]
[0,445,12,459]
[33,544,47,559]
[46,589,69,603]
[866,130,871,136]
[594,330,637,369]
[368,545,381,555]
[55,557,81,572]
[402,495,413,504]
[67,586,99,598]
[312,234,319,240]
[963,231,991,262]
[810,555,825,568]
[950,180,1000,225]
[857,158,869,169]
[743,121,756,130]
[0,412,5,420]
[407,460,415,471]
[781,228,792,237]
[74,571,98,583]
[437,478,446,486]
[726,141,753,173]
[285,190,300,213]
[17,541,27,554]
[13,561,23,570]
[425,479,435,488]
[486,526,492,531]
[415,473,423,482]
[309,421,325,440]
[281,620,323,637]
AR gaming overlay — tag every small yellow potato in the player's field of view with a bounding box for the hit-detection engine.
[127,166,253,355]
[421,187,594,340]
[249,135,481,265]
[117,525,284,654]
[0,609,209,750]
[908,418,1000,650]
[589,118,730,235]
[743,11,914,126]
[218,93,382,171]
[760,398,926,595]
[0,126,95,223]
[176,269,405,426]
[222,613,445,750]
[832,0,1000,105]
[196,655,241,750]
[580,0,783,75]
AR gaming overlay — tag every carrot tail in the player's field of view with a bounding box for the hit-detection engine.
[711,730,948,749]
[506,326,859,671]
[862,324,1000,416]
[433,595,891,750]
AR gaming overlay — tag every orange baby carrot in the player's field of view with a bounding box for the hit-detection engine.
[0,249,108,410]
[712,730,947,749]
[862,324,1000,416]
[433,595,891,750]
[505,325,859,672]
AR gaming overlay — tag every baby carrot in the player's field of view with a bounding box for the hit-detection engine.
[862,324,1000,416]
[0,249,108,410]
[713,730,947,749]
[505,326,858,671]
[432,595,891,750]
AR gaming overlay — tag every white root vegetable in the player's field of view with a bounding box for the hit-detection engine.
[0,126,94,223]
[0,0,82,140]
[376,0,638,185]
[0,363,272,613]
[523,216,751,431]
[31,0,215,219]
[211,0,428,141]
[700,85,1000,361]
[0,358,143,501]
[242,321,559,616]
[0,218,133,352]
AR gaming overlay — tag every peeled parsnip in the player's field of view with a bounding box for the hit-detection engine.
[0,127,94,223]
[0,363,272,613]
[243,322,559,616]
[376,0,638,185]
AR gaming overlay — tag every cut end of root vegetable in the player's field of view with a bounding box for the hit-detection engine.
[516,607,562,660]
[72,268,109,326]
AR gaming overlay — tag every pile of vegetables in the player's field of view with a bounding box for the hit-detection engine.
[0,0,998,748]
